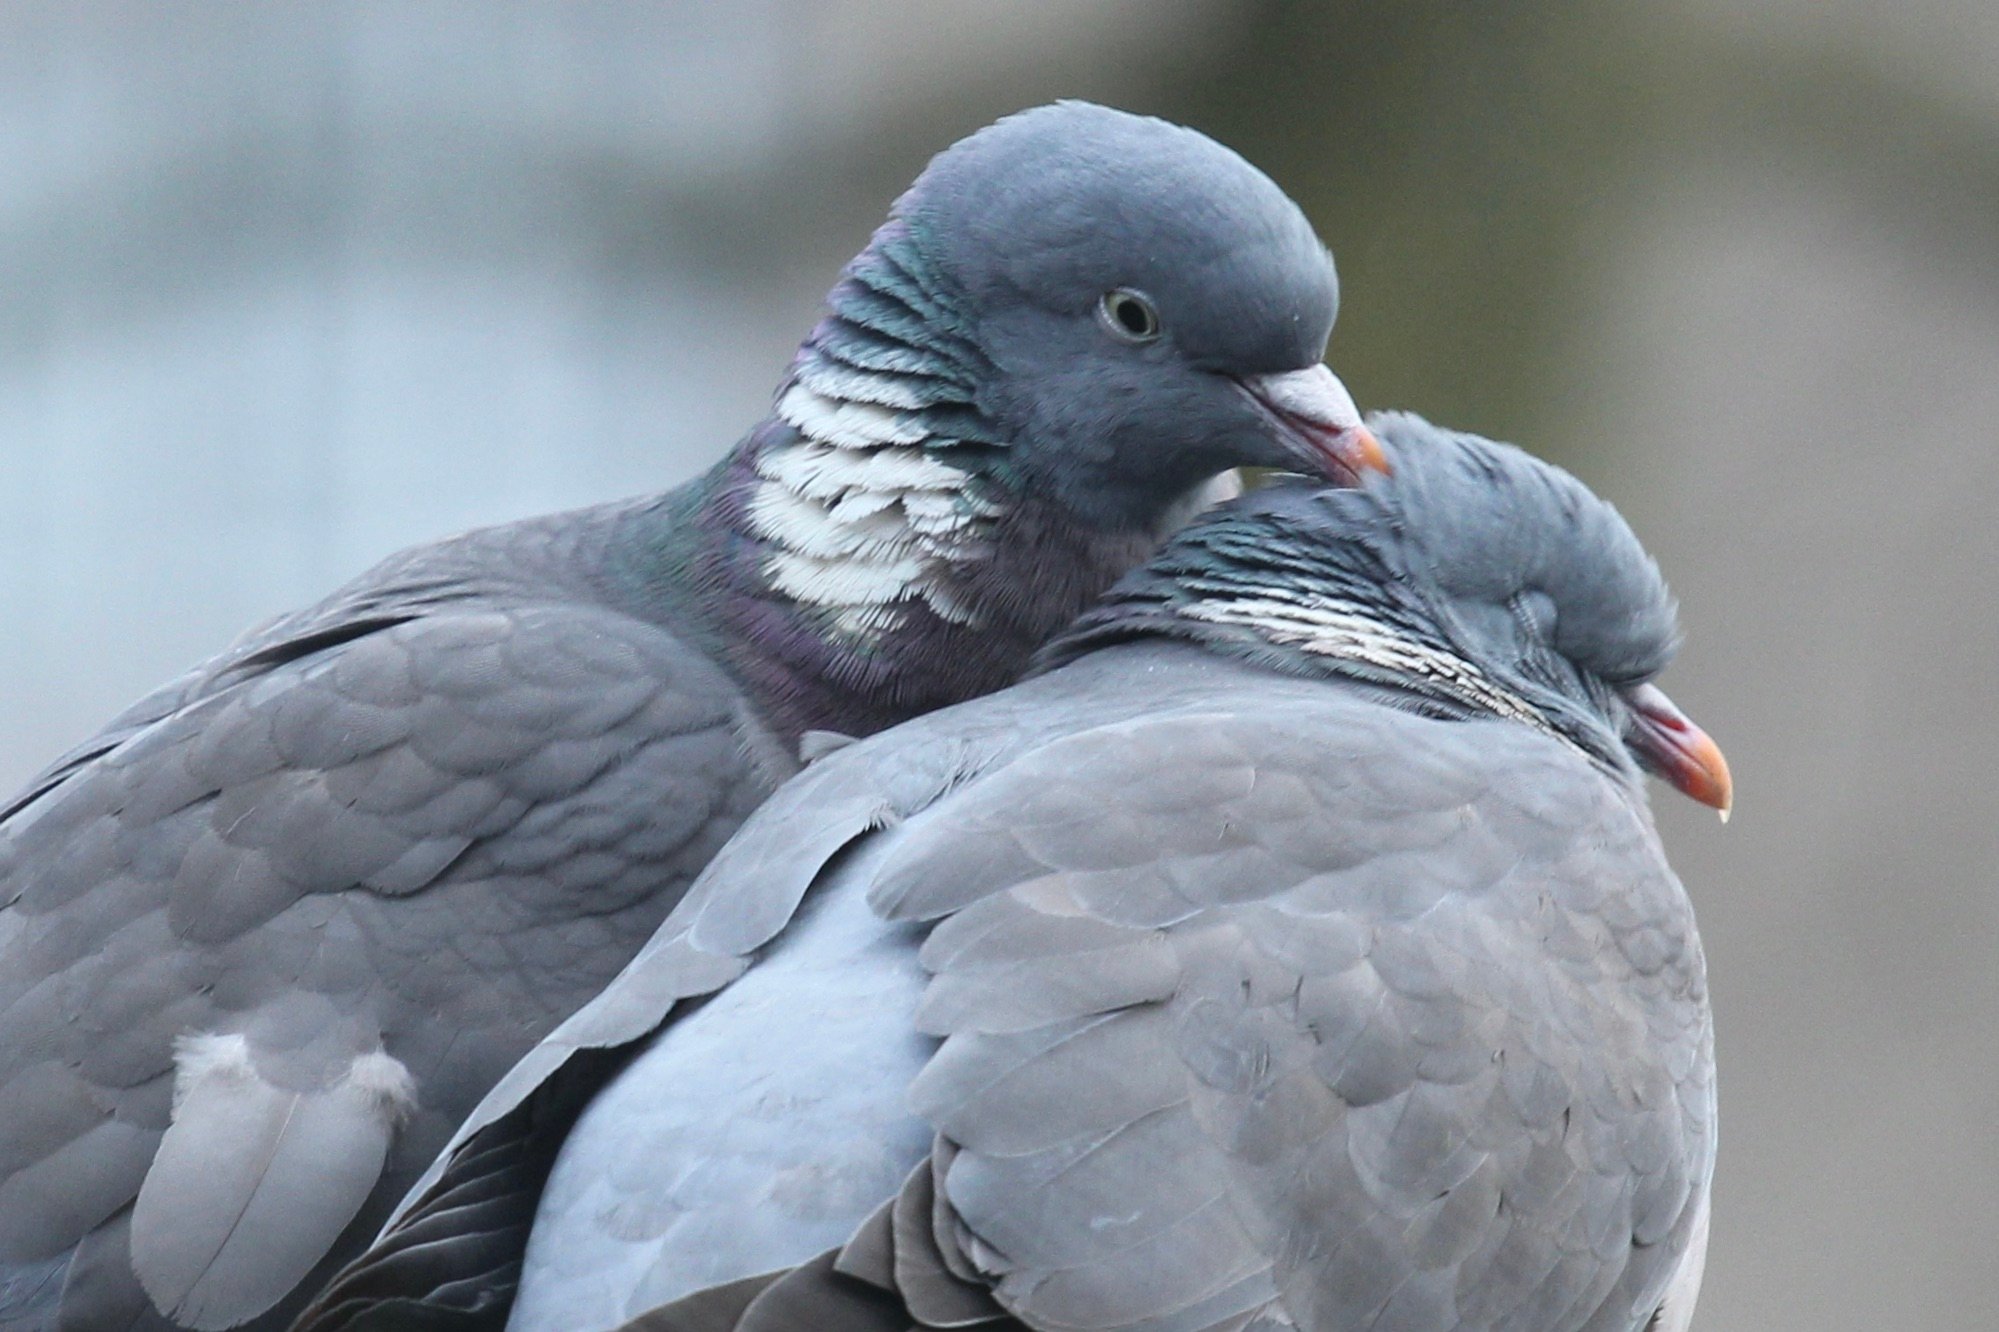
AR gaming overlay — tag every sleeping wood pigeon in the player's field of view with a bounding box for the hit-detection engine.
[0,102,1383,1332]
[298,413,1729,1332]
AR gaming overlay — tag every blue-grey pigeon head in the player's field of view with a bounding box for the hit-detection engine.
[804,100,1382,531]
[1049,411,1733,813]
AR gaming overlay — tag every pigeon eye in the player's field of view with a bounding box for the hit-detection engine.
[1099,289,1162,343]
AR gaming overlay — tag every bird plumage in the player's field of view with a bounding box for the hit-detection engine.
[0,102,1374,1330]
[673,102,1378,742]
[305,415,1719,1332]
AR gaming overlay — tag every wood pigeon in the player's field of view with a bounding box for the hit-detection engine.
[300,413,1729,1332]
[0,102,1382,1331]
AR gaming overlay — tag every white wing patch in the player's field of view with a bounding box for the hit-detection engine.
[753,366,998,639]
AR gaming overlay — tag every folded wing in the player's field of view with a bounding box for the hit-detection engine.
[0,602,768,1329]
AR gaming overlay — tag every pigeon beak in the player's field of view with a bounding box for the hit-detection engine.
[1234,365,1389,485]
[1622,682,1734,821]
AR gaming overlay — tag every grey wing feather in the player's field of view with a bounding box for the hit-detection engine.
[608,657,1711,1332]
[613,1251,912,1332]
[131,1047,407,1329]
[282,1043,639,1332]
[0,598,771,1330]
[369,731,927,1226]
[330,650,1712,1332]
[617,1164,1020,1332]
[867,697,1713,1332]
[293,693,1025,1331]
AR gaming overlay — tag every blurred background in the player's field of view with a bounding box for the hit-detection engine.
[0,3,1992,1326]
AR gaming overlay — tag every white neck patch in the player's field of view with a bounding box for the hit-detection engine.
[1180,587,1566,740]
[749,360,997,639]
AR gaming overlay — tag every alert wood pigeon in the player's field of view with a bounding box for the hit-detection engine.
[0,103,1382,1332]
[299,414,1729,1332]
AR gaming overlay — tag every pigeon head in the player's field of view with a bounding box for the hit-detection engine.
[1046,412,1732,814]
[761,101,1378,554]
[889,100,1379,526]
[707,102,1385,738]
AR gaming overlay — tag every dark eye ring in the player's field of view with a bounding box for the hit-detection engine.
[1098,288,1162,343]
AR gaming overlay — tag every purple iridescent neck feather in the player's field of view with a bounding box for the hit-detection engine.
[648,221,1160,744]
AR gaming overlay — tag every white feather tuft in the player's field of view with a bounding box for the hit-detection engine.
[170,1032,256,1114]
[777,384,928,448]
[170,1032,416,1126]
[747,486,924,563]
[766,550,929,607]
[796,360,932,410]
[343,1050,419,1122]
[756,438,967,499]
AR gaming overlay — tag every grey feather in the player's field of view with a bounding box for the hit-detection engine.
[4,98,1378,1331]
[493,654,1708,1327]
[0,583,774,1331]
[131,1042,409,1329]
[360,416,1717,1332]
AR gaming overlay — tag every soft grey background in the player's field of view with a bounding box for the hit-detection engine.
[2,4,1992,1328]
